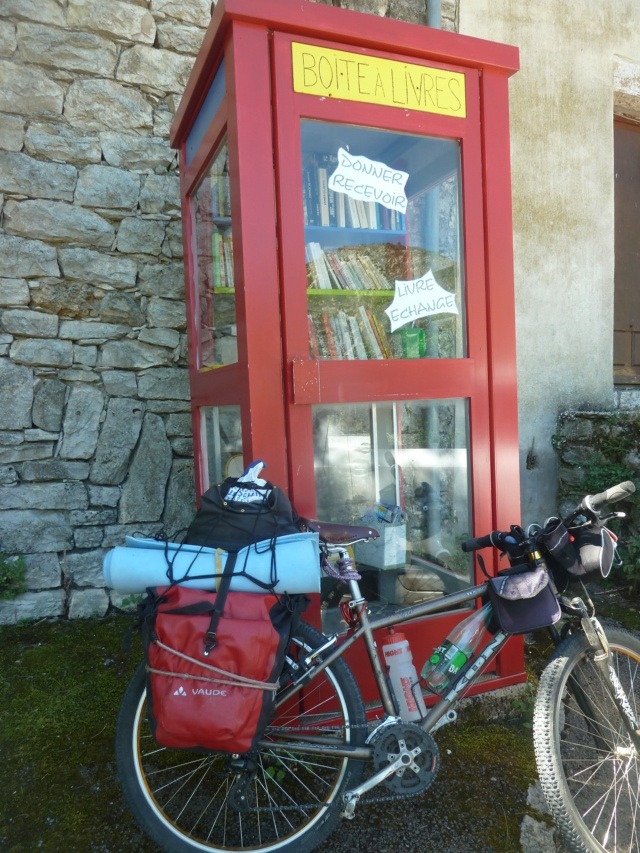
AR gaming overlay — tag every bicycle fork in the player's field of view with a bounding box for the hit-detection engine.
[571,598,640,754]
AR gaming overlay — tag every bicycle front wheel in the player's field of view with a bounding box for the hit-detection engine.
[533,625,640,852]
[115,621,367,853]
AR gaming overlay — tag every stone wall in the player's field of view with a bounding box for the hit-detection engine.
[0,0,457,625]
[0,0,218,624]
[548,402,640,516]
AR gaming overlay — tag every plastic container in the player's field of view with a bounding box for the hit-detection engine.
[382,629,427,722]
[102,532,320,595]
[421,602,493,695]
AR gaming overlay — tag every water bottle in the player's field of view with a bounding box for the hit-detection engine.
[382,629,427,721]
[421,602,493,695]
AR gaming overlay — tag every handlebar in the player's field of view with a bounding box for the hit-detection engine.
[461,480,636,554]
[460,531,503,553]
[581,480,635,512]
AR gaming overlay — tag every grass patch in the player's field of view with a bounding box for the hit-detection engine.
[0,615,155,853]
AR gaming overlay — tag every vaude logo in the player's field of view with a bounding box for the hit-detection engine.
[192,688,227,697]
[173,685,227,697]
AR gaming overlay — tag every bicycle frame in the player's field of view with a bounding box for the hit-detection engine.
[266,570,640,767]
[262,573,511,761]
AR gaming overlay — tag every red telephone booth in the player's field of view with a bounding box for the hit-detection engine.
[170,0,524,702]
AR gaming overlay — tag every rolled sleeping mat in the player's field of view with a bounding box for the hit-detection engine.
[103,532,320,595]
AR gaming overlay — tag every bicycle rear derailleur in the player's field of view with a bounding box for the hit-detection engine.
[341,722,439,819]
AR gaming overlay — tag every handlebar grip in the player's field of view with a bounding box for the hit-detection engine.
[461,531,501,552]
[587,480,636,510]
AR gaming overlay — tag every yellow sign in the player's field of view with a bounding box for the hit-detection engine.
[292,42,466,118]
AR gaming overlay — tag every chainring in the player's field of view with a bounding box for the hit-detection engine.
[371,721,439,795]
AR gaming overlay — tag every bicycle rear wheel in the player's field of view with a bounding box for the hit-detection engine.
[533,626,640,852]
[116,621,367,853]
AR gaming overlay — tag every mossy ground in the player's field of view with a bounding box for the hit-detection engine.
[0,615,155,853]
[1,595,635,852]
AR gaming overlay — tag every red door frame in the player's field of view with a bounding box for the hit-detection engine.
[171,0,523,698]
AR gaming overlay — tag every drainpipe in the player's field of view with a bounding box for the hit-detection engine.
[425,0,442,555]
[427,0,441,29]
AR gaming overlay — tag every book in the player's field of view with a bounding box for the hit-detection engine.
[304,162,320,225]
[328,188,337,226]
[366,201,378,229]
[336,192,346,228]
[323,253,342,289]
[209,175,220,218]
[358,306,383,359]
[337,311,355,359]
[359,253,391,290]
[308,314,321,359]
[223,235,234,288]
[307,242,332,289]
[210,228,221,289]
[371,312,392,358]
[330,315,344,359]
[217,233,226,287]
[366,308,390,358]
[305,251,320,289]
[218,173,231,218]
[378,320,394,358]
[321,313,338,358]
[302,171,309,226]
[346,196,361,229]
[317,167,330,227]
[355,199,369,229]
[325,253,350,290]
[348,314,367,360]
[344,253,373,290]
[336,255,363,290]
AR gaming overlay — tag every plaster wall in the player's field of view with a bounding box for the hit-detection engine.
[460,0,640,523]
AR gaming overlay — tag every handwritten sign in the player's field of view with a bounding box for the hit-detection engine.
[328,148,408,213]
[292,42,466,118]
[385,270,458,332]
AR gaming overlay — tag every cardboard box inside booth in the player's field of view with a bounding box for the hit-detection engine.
[353,521,406,569]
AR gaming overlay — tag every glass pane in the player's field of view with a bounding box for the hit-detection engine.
[302,121,465,362]
[191,139,237,369]
[313,399,472,633]
[200,405,242,492]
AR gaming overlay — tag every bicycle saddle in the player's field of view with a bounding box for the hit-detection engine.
[299,518,379,544]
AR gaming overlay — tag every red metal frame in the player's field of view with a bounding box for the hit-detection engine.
[177,23,289,499]
[171,0,523,698]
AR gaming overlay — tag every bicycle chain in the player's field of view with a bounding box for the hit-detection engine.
[241,720,434,812]
[246,787,424,813]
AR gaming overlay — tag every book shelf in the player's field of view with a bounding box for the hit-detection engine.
[193,140,237,369]
[302,142,411,361]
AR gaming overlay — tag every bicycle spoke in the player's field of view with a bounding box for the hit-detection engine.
[118,624,366,852]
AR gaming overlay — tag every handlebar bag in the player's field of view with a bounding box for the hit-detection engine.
[138,586,307,754]
[570,523,617,578]
[538,519,617,583]
[486,564,561,635]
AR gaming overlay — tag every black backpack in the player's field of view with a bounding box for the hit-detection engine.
[184,475,300,552]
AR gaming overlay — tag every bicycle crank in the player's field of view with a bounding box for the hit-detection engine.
[341,722,439,819]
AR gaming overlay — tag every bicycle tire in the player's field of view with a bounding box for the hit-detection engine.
[115,620,367,853]
[533,625,640,852]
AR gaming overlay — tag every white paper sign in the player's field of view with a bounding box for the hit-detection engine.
[385,270,458,332]
[328,148,408,214]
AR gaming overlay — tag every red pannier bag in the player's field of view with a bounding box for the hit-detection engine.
[139,585,299,754]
